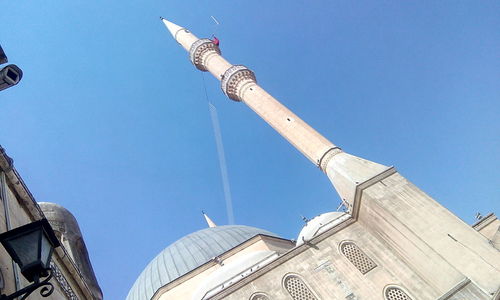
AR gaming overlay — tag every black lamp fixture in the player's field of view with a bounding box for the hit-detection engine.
[0,219,60,300]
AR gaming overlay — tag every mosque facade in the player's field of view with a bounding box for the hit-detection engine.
[126,19,500,300]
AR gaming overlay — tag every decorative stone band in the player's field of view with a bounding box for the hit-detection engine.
[50,262,79,300]
[318,147,343,172]
[189,38,221,71]
[221,65,257,101]
[174,28,190,43]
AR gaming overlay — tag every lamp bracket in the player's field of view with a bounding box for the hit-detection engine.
[0,268,54,300]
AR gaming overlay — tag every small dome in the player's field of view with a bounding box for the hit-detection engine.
[127,225,277,300]
[296,212,350,246]
[39,202,103,300]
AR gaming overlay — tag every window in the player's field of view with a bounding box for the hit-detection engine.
[283,274,317,300]
[340,241,376,274]
[385,286,412,300]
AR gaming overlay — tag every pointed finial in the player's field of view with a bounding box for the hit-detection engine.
[160,18,185,40]
[202,211,217,228]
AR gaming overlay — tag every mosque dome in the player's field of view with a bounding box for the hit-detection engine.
[296,212,350,246]
[126,225,277,300]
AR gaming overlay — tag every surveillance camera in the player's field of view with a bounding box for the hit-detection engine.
[0,64,23,91]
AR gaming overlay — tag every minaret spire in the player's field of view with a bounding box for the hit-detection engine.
[161,19,390,210]
[160,17,184,42]
[202,211,217,228]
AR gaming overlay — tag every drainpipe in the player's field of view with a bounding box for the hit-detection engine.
[0,171,21,291]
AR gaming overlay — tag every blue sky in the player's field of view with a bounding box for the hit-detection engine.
[1,1,499,299]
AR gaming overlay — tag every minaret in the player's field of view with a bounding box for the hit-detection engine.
[161,19,500,294]
[161,18,388,209]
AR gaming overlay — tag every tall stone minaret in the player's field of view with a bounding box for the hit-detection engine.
[161,17,388,210]
[162,18,500,295]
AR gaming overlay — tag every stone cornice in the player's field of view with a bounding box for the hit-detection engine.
[436,277,471,300]
[0,146,44,220]
[351,167,397,219]
[51,261,79,300]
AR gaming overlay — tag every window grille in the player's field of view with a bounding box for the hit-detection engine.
[250,293,270,300]
[283,275,317,300]
[385,287,412,300]
[340,242,376,274]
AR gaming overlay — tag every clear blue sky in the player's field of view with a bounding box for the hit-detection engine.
[1,1,499,299]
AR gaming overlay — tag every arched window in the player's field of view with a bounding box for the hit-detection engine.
[340,241,376,274]
[384,286,412,300]
[250,292,270,300]
[283,274,318,300]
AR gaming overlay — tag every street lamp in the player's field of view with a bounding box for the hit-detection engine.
[0,219,60,300]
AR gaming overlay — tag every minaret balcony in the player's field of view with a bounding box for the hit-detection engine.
[189,39,221,71]
[221,65,257,101]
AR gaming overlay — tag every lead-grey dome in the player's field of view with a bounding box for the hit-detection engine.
[126,225,277,300]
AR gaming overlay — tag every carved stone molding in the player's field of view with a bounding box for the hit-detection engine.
[319,147,343,172]
[220,65,257,101]
[189,38,221,71]
[51,262,79,300]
